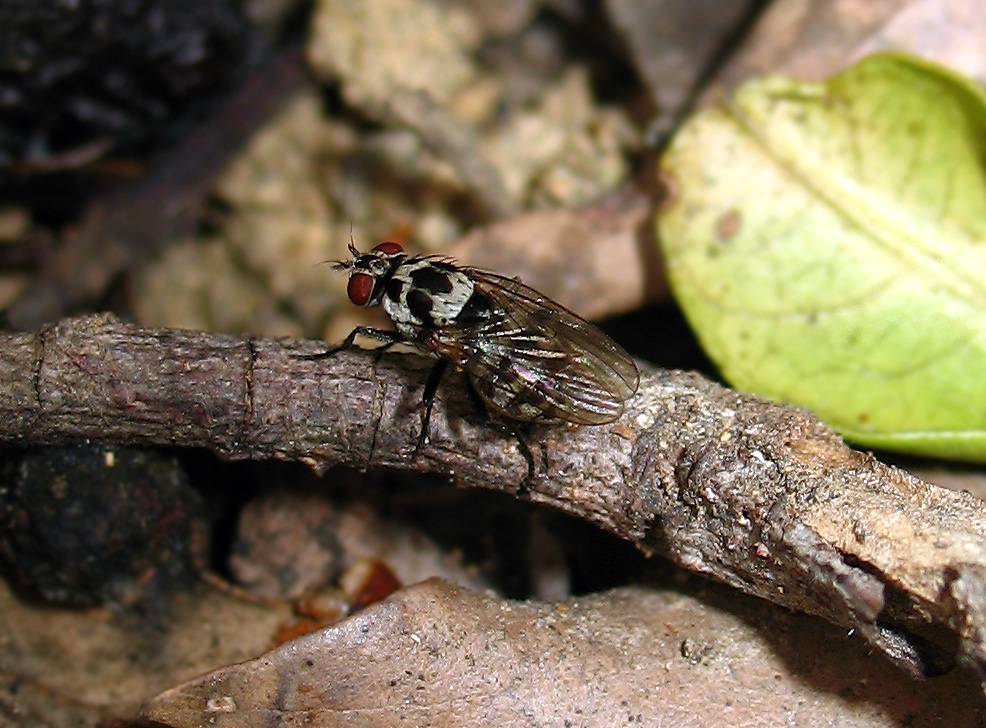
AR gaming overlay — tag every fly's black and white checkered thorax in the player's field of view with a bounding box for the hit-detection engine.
[384,258,477,336]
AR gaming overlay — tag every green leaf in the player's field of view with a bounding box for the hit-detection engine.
[657,53,986,460]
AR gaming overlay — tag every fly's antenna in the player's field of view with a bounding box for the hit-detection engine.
[347,222,361,259]
[324,224,361,270]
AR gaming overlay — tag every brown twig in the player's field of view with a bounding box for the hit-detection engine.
[2,314,985,683]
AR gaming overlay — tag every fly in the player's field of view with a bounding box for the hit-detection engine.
[309,241,640,483]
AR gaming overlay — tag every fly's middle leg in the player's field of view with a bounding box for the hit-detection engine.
[412,358,450,460]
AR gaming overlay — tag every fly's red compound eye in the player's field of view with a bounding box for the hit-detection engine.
[347,273,374,306]
[373,241,403,255]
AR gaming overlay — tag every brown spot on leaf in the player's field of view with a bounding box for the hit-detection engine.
[715,209,742,242]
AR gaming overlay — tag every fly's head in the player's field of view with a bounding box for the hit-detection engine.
[333,241,406,308]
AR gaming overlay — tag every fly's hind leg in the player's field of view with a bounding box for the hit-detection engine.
[462,377,537,494]
[505,423,536,496]
[296,327,404,360]
[412,358,450,460]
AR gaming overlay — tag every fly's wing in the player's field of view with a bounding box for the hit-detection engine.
[454,269,639,425]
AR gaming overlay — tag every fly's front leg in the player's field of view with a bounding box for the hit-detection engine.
[296,327,404,360]
[412,359,449,460]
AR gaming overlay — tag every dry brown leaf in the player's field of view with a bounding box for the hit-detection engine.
[446,185,657,320]
[718,0,986,88]
[606,0,763,127]
[142,579,984,728]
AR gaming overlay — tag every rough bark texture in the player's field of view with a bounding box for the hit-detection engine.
[2,314,985,682]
